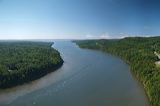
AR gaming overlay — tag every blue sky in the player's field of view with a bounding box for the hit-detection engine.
[0,0,160,39]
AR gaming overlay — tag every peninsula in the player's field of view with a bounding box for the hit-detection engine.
[0,41,63,88]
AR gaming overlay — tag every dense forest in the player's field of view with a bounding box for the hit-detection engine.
[0,41,63,88]
[74,36,160,106]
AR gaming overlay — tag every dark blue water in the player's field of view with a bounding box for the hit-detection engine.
[0,41,149,106]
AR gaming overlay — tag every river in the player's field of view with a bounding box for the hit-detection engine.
[0,40,149,106]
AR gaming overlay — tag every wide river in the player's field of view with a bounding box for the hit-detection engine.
[0,41,149,106]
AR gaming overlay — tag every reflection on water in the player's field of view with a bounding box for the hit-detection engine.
[0,40,149,106]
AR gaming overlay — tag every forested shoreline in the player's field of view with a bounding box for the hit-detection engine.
[74,37,160,106]
[0,42,63,88]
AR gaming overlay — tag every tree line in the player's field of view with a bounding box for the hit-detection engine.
[0,41,63,88]
[74,36,160,106]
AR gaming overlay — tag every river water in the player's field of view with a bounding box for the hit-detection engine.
[0,40,149,106]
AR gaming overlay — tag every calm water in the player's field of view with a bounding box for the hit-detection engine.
[0,41,149,106]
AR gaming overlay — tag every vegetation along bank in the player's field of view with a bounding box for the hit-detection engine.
[74,37,160,106]
[0,41,63,88]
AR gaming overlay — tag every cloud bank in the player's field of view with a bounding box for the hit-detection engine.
[85,32,154,40]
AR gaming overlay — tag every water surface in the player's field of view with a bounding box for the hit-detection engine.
[0,41,149,106]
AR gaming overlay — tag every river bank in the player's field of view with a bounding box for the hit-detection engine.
[74,37,160,106]
[0,42,63,89]
[0,41,148,106]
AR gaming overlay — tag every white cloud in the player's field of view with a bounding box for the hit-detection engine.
[85,32,122,39]
[85,32,156,40]
[99,32,112,39]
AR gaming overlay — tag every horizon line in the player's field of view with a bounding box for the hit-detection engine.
[0,35,159,41]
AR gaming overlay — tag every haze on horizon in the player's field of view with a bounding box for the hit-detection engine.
[0,0,160,39]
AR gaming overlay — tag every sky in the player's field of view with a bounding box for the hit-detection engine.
[0,0,160,39]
